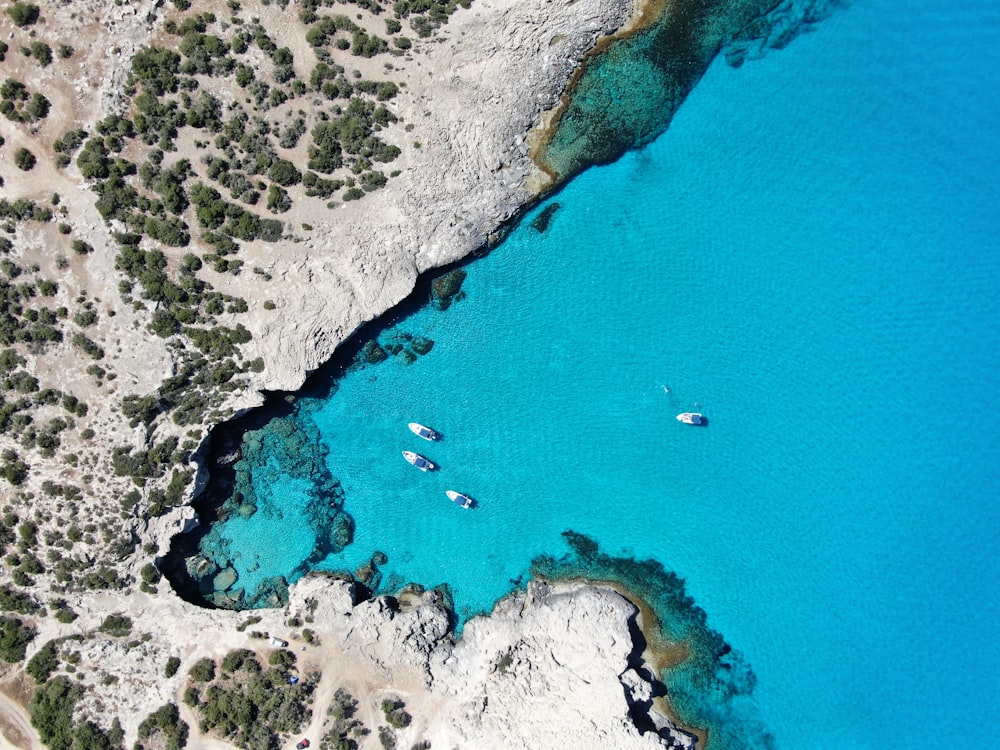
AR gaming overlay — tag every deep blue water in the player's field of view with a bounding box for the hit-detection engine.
[195,0,1000,746]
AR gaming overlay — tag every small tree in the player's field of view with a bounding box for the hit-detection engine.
[164,655,181,678]
[25,640,59,683]
[14,148,36,171]
[0,615,36,662]
[7,2,40,27]
[188,657,215,682]
[28,41,51,67]
[98,614,133,637]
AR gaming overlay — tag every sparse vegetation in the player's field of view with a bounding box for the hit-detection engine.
[0,0,471,737]
[321,688,368,750]
[192,648,317,748]
[188,657,216,683]
[381,697,412,729]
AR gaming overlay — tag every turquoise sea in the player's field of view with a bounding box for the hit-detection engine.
[187,0,1000,746]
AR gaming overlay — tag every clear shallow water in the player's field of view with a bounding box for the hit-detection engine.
[196,0,1000,746]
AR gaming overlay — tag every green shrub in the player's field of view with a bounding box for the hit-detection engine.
[28,41,52,67]
[267,184,291,213]
[268,649,296,669]
[72,309,98,327]
[220,648,255,673]
[165,655,181,678]
[141,562,162,585]
[29,676,81,750]
[98,613,133,637]
[14,148,36,171]
[188,657,215,682]
[6,2,40,27]
[71,332,104,360]
[52,600,77,623]
[268,158,301,186]
[0,615,36,662]
[25,640,59,683]
[137,702,189,750]
[0,583,36,614]
[378,726,396,749]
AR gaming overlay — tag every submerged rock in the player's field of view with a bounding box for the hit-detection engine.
[361,340,388,364]
[251,576,290,609]
[530,202,561,233]
[431,268,467,310]
[355,562,377,586]
[187,556,217,580]
[329,513,355,551]
[410,336,434,355]
[213,566,238,592]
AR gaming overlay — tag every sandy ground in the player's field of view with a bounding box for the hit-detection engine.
[0,690,39,750]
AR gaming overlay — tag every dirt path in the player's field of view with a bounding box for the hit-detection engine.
[0,691,39,750]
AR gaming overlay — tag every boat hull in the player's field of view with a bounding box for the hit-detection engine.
[446,490,475,509]
[408,422,439,441]
[402,450,435,471]
[676,412,705,425]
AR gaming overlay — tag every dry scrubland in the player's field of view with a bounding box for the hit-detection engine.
[0,0,696,748]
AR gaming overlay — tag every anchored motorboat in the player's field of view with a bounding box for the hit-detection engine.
[676,412,706,425]
[408,422,440,441]
[402,450,436,471]
[445,490,475,509]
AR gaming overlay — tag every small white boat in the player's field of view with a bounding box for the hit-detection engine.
[408,422,439,441]
[402,450,436,471]
[446,490,475,509]
[676,412,705,425]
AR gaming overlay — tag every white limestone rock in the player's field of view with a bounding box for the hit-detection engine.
[425,581,695,749]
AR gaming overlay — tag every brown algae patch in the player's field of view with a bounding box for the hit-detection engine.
[526,0,671,193]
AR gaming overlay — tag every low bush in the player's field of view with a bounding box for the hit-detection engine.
[14,148,36,171]
[7,2,40,27]
[0,615,36,661]
[98,613,133,637]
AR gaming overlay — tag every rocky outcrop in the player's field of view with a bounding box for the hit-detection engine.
[429,581,697,749]
[281,576,697,748]
[288,577,697,748]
